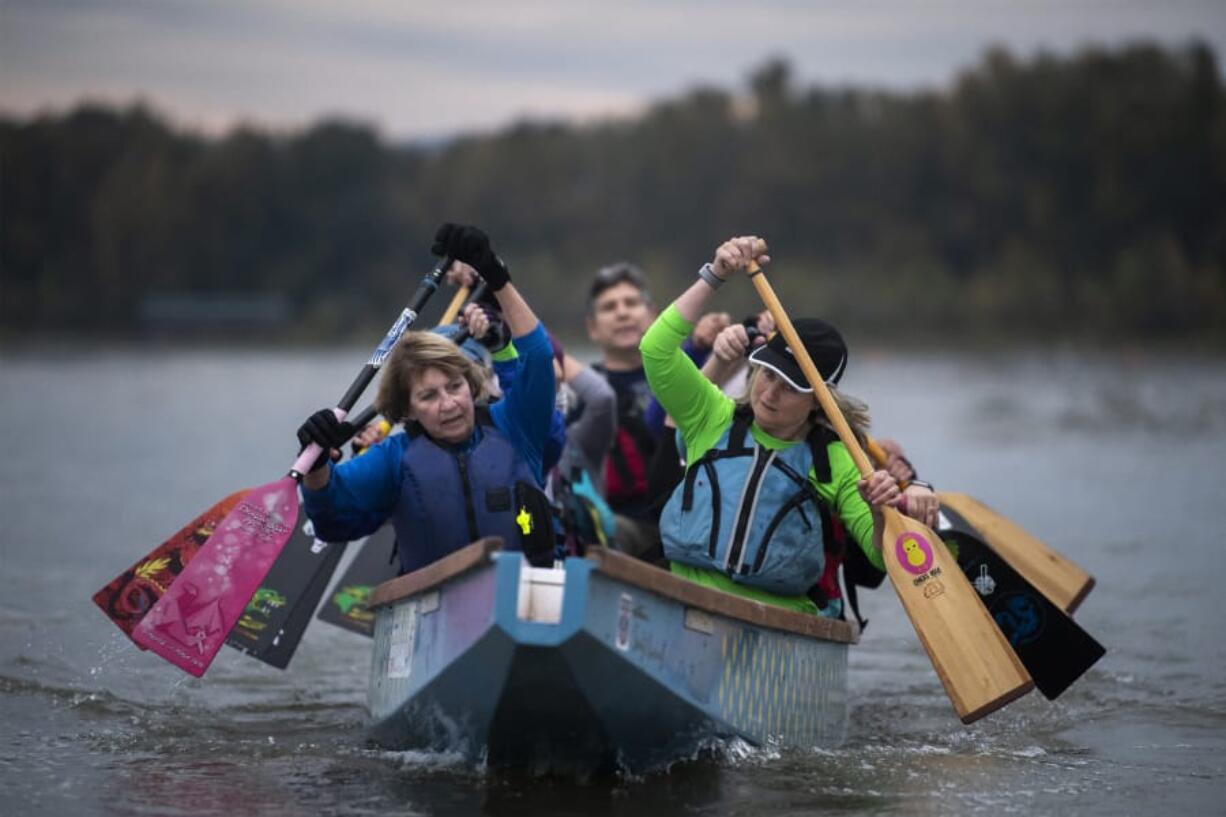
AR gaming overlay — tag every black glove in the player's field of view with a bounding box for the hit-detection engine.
[296,409,356,472]
[431,223,511,292]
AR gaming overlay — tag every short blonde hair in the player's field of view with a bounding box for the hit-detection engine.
[376,332,488,424]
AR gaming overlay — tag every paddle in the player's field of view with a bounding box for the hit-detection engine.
[938,492,1094,613]
[129,255,452,676]
[747,260,1033,722]
[443,281,490,346]
[438,284,471,326]
[93,405,379,647]
[864,439,1105,697]
[935,505,1106,698]
[224,405,379,668]
[864,439,1094,613]
[94,489,251,644]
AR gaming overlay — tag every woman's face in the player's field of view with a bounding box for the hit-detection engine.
[407,366,475,444]
[749,367,815,440]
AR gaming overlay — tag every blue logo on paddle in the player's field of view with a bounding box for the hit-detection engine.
[993,593,1045,647]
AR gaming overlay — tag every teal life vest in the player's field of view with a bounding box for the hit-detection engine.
[659,408,836,597]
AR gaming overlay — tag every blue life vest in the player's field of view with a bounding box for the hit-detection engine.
[660,408,836,596]
[392,408,538,574]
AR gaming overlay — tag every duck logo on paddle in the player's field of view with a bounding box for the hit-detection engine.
[894,532,935,576]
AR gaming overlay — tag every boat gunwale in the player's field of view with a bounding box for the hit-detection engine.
[367,540,858,645]
[367,537,502,609]
[585,547,858,645]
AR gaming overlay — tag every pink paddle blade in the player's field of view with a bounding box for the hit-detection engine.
[93,489,253,645]
[132,476,300,676]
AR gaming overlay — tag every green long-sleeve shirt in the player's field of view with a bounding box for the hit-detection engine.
[640,304,883,614]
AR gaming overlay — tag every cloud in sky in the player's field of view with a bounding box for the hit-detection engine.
[3,0,1223,140]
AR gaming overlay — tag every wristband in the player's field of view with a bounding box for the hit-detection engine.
[907,479,934,491]
[697,262,725,290]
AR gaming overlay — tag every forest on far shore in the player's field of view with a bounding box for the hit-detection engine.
[3,42,1224,344]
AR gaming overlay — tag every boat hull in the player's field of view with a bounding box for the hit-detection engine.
[367,542,855,774]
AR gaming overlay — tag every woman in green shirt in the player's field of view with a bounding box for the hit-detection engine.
[641,235,901,616]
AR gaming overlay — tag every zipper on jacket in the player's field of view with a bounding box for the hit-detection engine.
[456,453,480,544]
[725,447,775,574]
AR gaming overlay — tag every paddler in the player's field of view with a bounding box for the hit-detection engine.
[294,223,558,574]
[642,235,902,616]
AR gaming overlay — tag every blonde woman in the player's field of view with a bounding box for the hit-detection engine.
[296,224,556,573]
[642,236,900,615]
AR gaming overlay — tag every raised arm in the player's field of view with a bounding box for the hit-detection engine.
[431,223,542,339]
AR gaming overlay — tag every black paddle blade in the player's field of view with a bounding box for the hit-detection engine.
[252,539,347,669]
[225,521,348,669]
[316,526,399,638]
[939,507,1106,700]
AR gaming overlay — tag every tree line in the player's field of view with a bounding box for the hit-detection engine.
[3,41,1224,344]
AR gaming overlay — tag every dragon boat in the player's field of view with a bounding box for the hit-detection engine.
[366,539,858,774]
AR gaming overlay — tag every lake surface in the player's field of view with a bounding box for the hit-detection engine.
[1,344,1224,816]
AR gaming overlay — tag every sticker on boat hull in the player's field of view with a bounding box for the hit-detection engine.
[616,593,633,651]
[386,601,419,679]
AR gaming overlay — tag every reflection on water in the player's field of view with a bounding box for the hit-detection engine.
[1,346,1224,815]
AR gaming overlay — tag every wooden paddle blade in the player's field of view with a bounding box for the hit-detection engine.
[132,477,300,676]
[939,492,1095,613]
[92,488,252,643]
[881,507,1034,722]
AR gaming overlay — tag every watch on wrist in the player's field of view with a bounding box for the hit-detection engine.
[697,262,724,290]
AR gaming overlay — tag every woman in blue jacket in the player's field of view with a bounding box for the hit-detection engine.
[295,224,557,574]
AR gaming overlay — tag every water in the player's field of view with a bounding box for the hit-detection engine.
[1,344,1224,816]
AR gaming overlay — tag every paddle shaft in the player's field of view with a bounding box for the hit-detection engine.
[438,285,471,326]
[747,263,872,474]
[865,439,907,485]
[290,255,452,480]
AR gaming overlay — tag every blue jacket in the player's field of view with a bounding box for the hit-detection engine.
[493,345,566,475]
[303,322,556,558]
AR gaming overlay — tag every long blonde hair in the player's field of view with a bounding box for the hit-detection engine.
[737,366,871,444]
[376,332,488,424]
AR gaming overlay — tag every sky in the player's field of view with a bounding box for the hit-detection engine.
[3,0,1224,142]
